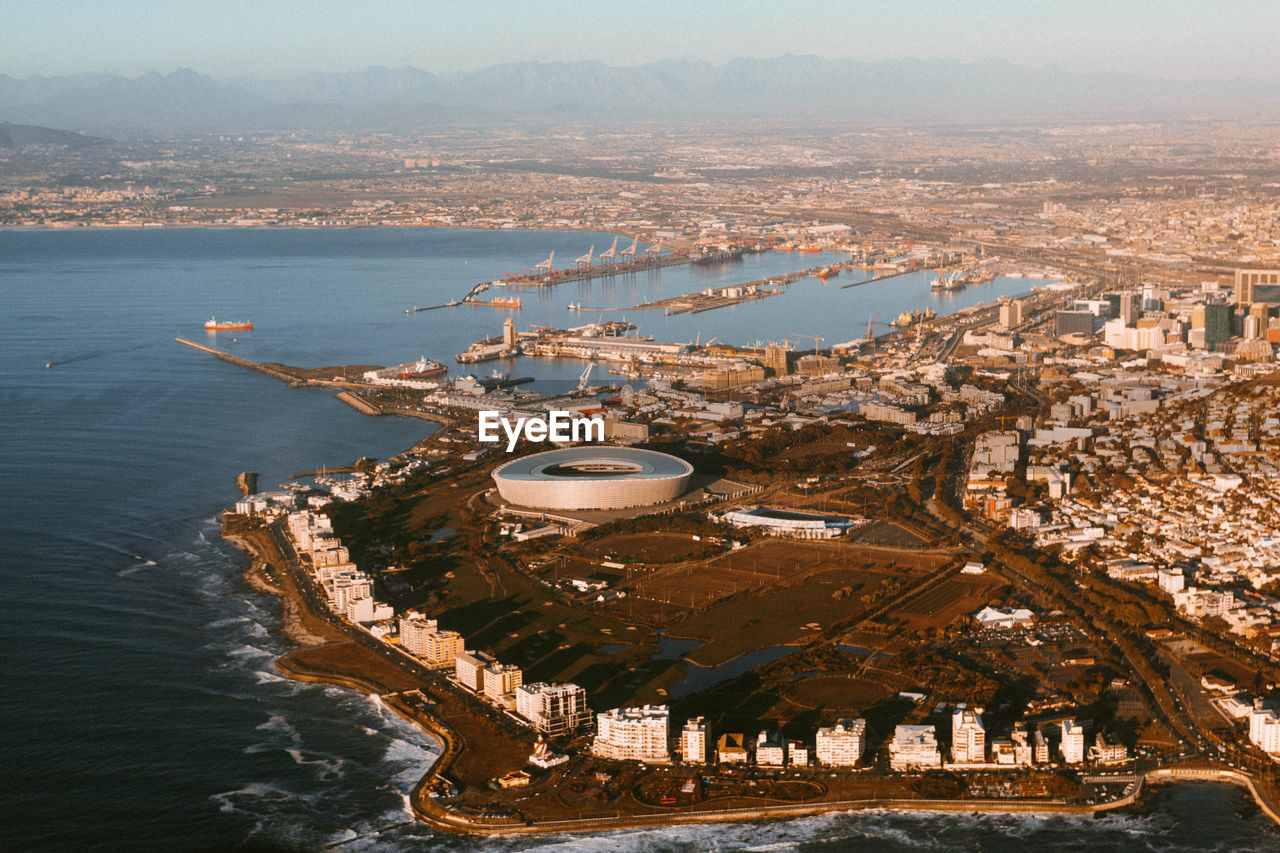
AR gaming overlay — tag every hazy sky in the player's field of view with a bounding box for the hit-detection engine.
[5,0,1277,80]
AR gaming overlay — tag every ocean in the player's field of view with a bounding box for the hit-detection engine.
[2,226,1275,851]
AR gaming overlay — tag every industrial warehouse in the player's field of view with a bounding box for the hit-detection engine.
[490,446,694,511]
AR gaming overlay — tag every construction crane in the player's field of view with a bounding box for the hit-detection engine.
[534,250,555,272]
[599,236,619,261]
[620,236,639,257]
[793,333,825,353]
[575,245,594,267]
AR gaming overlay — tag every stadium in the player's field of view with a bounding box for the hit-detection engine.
[491,446,694,511]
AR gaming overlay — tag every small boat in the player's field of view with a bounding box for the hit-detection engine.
[205,317,253,331]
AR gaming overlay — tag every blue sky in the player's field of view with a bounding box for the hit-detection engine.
[5,0,1275,80]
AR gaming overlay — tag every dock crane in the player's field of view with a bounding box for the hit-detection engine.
[575,245,594,267]
[534,250,555,272]
[620,236,639,257]
[576,362,593,392]
[599,236,619,261]
[866,312,880,339]
[793,333,825,353]
[642,239,662,259]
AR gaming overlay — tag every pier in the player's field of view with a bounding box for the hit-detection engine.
[839,269,911,289]
[632,261,839,315]
[175,337,300,383]
[496,248,743,288]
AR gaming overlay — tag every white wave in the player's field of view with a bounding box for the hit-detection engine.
[226,643,274,660]
[208,782,297,815]
[253,668,289,684]
[381,735,437,766]
[204,615,251,630]
[256,713,299,738]
[284,747,346,780]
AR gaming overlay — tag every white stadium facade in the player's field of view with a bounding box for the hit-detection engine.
[491,447,694,511]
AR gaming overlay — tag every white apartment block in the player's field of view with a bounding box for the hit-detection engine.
[1157,568,1185,595]
[951,708,987,764]
[815,718,866,767]
[398,613,438,656]
[592,705,670,763]
[680,717,709,764]
[890,725,941,770]
[755,731,786,766]
[1090,733,1129,764]
[1060,719,1086,764]
[788,741,809,767]
[514,682,592,737]
[1249,701,1280,754]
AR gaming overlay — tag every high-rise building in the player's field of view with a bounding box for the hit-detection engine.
[422,629,465,668]
[454,649,496,692]
[1060,719,1086,764]
[1118,291,1142,325]
[815,718,866,767]
[1055,309,1096,338]
[514,682,592,736]
[483,664,523,700]
[502,317,517,347]
[592,705,670,763]
[998,298,1023,329]
[1248,700,1280,754]
[1192,303,1232,351]
[951,708,987,763]
[398,613,438,656]
[680,717,709,764]
[1235,269,1280,305]
[763,343,791,376]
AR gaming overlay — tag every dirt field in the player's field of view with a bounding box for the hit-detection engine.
[574,532,716,564]
[781,675,893,709]
[613,541,948,666]
[886,574,1003,630]
[854,520,930,548]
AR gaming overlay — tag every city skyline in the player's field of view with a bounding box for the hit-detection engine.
[6,0,1280,82]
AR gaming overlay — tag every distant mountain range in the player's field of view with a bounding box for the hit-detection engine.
[1,57,1275,135]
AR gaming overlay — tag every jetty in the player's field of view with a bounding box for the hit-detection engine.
[175,337,299,383]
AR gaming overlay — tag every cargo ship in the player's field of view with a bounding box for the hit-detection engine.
[891,308,937,328]
[205,317,253,331]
